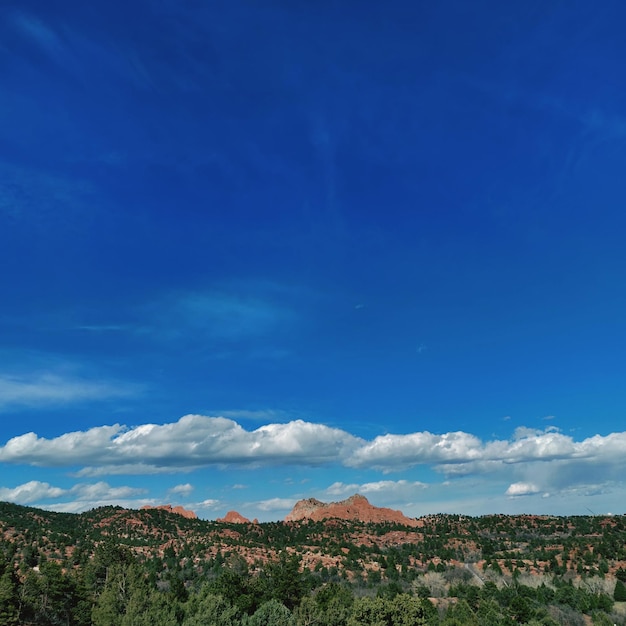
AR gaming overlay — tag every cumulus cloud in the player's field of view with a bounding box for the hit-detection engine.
[1,425,125,466]
[346,431,485,470]
[346,427,626,474]
[0,415,360,471]
[256,497,298,512]
[2,416,626,503]
[196,499,221,510]
[169,483,194,496]
[0,480,66,504]
[71,481,146,501]
[0,479,146,508]
[325,482,360,497]
[506,482,541,496]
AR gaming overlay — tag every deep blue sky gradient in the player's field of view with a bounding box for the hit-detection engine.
[1,0,625,518]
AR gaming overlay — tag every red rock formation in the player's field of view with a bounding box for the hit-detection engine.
[141,504,197,519]
[285,494,419,527]
[216,510,253,524]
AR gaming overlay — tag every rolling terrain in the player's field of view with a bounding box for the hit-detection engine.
[1,497,626,625]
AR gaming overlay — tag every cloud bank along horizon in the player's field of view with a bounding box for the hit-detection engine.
[1,414,625,520]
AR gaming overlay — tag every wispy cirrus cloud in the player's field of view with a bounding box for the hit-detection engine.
[146,286,299,346]
[0,162,95,225]
[0,372,138,411]
[11,12,65,59]
[75,463,190,478]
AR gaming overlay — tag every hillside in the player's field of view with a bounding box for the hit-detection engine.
[2,500,626,579]
[1,501,626,625]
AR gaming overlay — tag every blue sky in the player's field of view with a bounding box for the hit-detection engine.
[1,0,626,521]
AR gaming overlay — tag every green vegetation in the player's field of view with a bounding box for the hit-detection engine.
[1,502,625,625]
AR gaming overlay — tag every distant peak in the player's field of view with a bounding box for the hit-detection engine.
[216,510,254,524]
[345,494,369,504]
[141,504,197,519]
[285,493,418,526]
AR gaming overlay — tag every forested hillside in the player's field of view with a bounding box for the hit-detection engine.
[1,502,625,625]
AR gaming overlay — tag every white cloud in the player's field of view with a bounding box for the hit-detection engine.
[70,481,146,500]
[361,479,428,494]
[256,497,297,512]
[196,499,221,510]
[169,483,194,496]
[1,425,125,466]
[346,430,484,470]
[0,415,360,471]
[346,427,626,474]
[0,480,66,504]
[326,482,360,497]
[2,416,626,506]
[0,479,146,508]
[43,498,154,514]
[506,482,541,496]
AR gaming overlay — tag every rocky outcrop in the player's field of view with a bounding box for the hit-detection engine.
[141,504,197,519]
[216,510,254,524]
[285,494,419,527]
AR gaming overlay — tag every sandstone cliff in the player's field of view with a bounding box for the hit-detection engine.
[285,494,419,527]
[141,504,197,519]
[216,510,256,524]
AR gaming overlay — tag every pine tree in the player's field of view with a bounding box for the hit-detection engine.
[614,579,626,602]
[0,569,20,626]
[248,599,294,626]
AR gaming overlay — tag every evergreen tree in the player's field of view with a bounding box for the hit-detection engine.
[0,568,20,626]
[247,599,294,626]
[347,594,428,626]
[614,579,626,602]
[92,564,129,626]
[262,552,309,610]
[92,563,152,626]
[183,588,240,626]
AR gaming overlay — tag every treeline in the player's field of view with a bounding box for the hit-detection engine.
[2,537,625,626]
